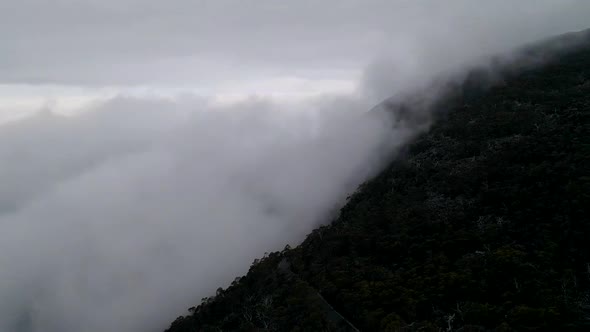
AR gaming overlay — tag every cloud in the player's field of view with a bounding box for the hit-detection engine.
[0,1,588,332]
[0,93,407,332]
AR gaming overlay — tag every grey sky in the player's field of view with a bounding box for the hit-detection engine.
[1,0,588,86]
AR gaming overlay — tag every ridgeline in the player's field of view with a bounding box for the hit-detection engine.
[165,30,590,331]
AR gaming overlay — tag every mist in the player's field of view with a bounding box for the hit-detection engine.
[0,1,589,332]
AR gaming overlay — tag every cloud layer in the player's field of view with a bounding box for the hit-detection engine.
[0,94,408,332]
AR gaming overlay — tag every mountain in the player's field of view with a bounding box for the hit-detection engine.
[164,30,590,331]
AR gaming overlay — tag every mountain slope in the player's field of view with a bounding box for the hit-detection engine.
[165,31,590,331]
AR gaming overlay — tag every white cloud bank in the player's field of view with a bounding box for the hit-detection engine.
[0,93,407,332]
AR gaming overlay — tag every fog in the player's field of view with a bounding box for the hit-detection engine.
[0,1,589,332]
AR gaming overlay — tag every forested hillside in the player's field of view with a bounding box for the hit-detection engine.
[165,30,590,331]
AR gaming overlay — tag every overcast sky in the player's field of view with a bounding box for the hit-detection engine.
[1,0,589,118]
[0,2,589,332]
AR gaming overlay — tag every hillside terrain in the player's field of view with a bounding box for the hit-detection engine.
[165,30,590,331]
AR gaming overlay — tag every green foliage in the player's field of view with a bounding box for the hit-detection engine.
[165,33,590,331]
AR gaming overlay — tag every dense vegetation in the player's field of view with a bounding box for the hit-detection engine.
[165,31,590,331]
